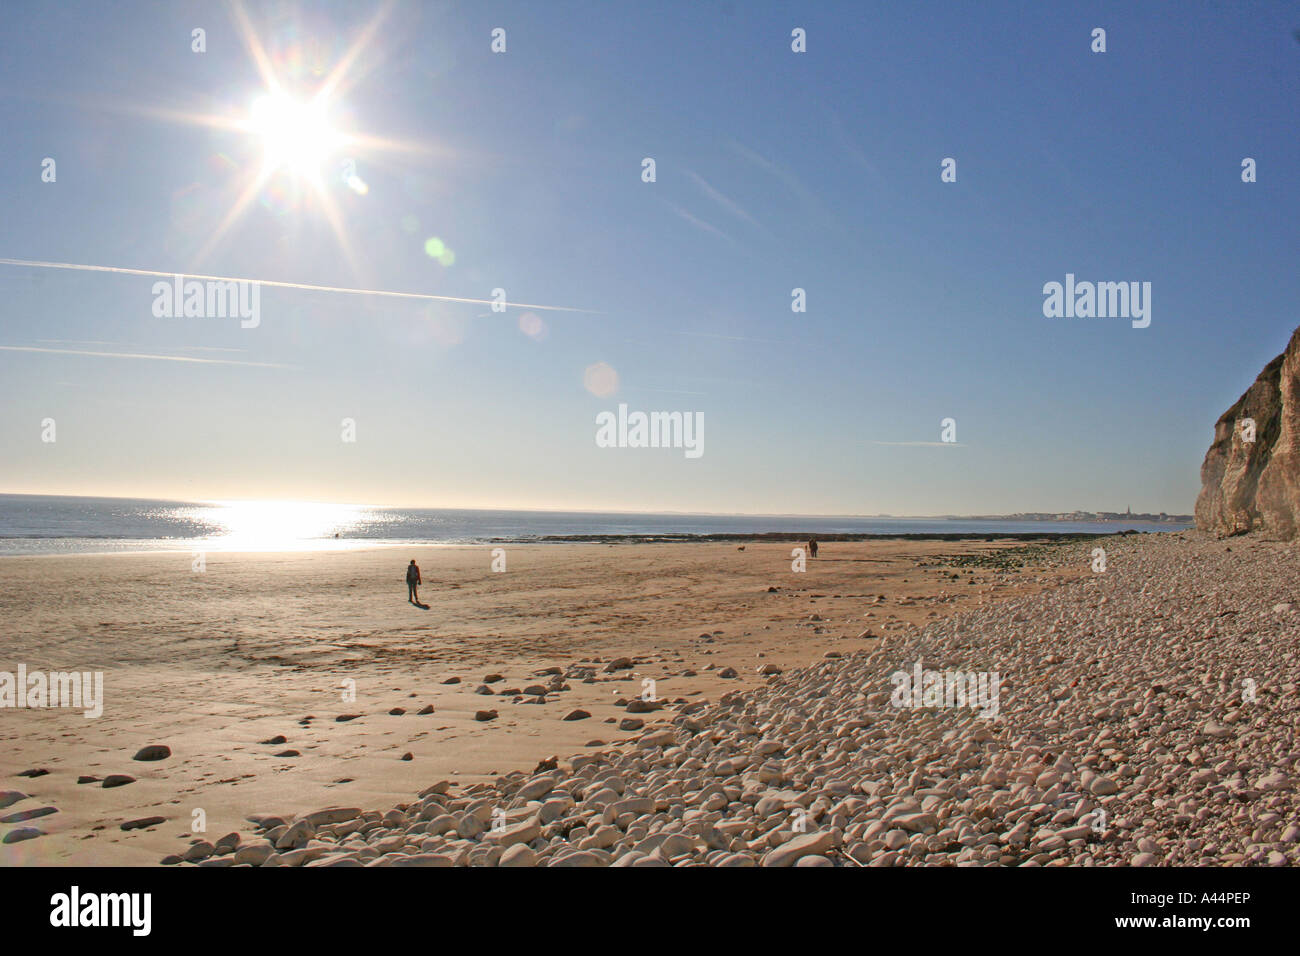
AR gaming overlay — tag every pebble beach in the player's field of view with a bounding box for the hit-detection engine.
[129,531,1300,867]
[1,537,1080,864]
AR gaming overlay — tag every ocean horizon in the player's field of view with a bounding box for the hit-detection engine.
[0,493,1192,556]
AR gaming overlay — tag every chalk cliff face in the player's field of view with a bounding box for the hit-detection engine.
[1195,326,1300,539]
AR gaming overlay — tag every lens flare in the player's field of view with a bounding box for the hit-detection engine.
[423,237,456,267]
[519,311,547,340]
[584,361,619,397]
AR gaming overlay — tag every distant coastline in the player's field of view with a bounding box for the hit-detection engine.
[505,529,1164,545]
[952,511,1191,524]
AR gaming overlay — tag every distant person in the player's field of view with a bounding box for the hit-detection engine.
[406,559,423,604]
[808,538,818,559]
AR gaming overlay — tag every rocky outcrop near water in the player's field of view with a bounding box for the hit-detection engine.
[1196,326,1300,538]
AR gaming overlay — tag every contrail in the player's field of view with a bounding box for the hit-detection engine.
[0,345,297,369]
[672,329,785,345]
[0,257,602,314]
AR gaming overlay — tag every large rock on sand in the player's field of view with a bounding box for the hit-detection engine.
[1196,325,1300,539]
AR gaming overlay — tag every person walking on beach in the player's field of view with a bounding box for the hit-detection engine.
[406,559,423,604]
[808,537,819,559]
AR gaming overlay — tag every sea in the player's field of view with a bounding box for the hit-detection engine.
[0,494,1193,556]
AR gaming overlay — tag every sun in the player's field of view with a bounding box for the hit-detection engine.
[177,3,421,265]
[248,92,342,178]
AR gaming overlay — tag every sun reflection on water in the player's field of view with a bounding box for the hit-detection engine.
[185,500,378,551]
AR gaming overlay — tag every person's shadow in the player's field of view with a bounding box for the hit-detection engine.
[413,601,430,610]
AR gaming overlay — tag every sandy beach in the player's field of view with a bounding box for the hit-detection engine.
[0,537,1083,865]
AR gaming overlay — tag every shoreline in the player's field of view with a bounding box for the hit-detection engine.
[502,530,1165,544]
[0,527,1183,559]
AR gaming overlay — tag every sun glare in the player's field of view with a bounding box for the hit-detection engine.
[249,93,342,177]
[182,4,415,267]
[194,500,367,551]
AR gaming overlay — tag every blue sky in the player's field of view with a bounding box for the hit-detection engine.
[1,0,1297,514]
